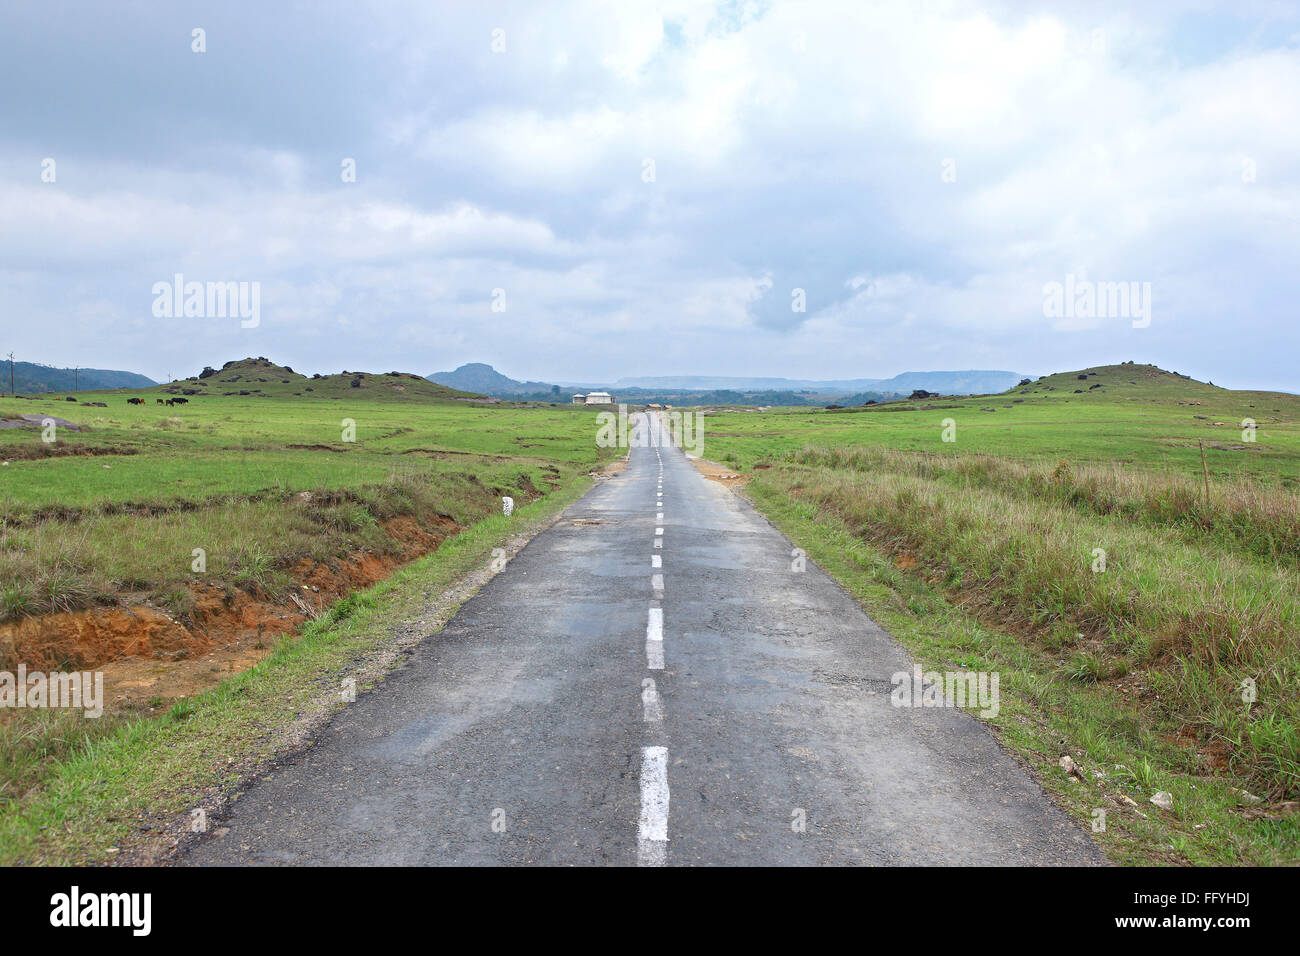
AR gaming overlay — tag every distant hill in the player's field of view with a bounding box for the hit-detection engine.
[957,362,1299,428]
[5,361,156,394]
[427,363,559,396]
[155,357,479,402]
[824,363,1300,433]
[1014,361,1294,403]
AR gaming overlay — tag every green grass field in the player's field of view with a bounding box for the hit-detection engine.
[700,363,1300,865]
[0,358,609,847]
[704,363,1300,484]
[0,358,607,625]
[4,357,1297,865]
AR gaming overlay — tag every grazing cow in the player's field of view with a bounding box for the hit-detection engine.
[171,397,189,404]
[157,398,165,404]
[127,397,144,405]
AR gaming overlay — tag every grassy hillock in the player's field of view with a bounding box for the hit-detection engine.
[155,357,479,403]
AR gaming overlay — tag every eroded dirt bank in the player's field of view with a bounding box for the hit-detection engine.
[0,514,462,712]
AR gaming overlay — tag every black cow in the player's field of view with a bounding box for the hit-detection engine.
[127,397,145,405]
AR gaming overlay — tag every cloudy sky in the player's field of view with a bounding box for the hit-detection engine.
[2,1,1297,389]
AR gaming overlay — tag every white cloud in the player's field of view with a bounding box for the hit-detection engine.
[1,0,1297,387]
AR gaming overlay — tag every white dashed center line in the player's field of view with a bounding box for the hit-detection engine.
[637,746,669,866]
[639,446,669,859]
[646,606,664,670]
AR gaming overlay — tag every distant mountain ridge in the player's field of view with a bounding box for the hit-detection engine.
[611,370,1026,394]
[5,361,157,394]
[428,363,1027,398]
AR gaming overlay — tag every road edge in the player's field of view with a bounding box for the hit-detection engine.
[0,473,600,866]
[688,455,1112,864]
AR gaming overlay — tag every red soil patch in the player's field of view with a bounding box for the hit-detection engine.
[0,512,464,710]
[689,457,748,487]
[0,606,202,672]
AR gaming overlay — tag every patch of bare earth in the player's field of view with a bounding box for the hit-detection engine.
[593,455,629,478]
[0,514,464,713]
[688,456,748,487]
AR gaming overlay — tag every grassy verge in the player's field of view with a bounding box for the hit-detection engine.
[0,472,592,865]
[792,445,1300,565]
[738,459,1300,866]
[0,463,552,628]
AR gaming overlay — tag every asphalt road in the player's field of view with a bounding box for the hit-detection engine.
[183,417,1103,866]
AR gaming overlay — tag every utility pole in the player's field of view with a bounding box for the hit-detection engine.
[75,366,79,392]
[7,352,13,396]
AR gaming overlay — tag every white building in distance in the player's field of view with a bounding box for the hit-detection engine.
[573,391,615,405]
